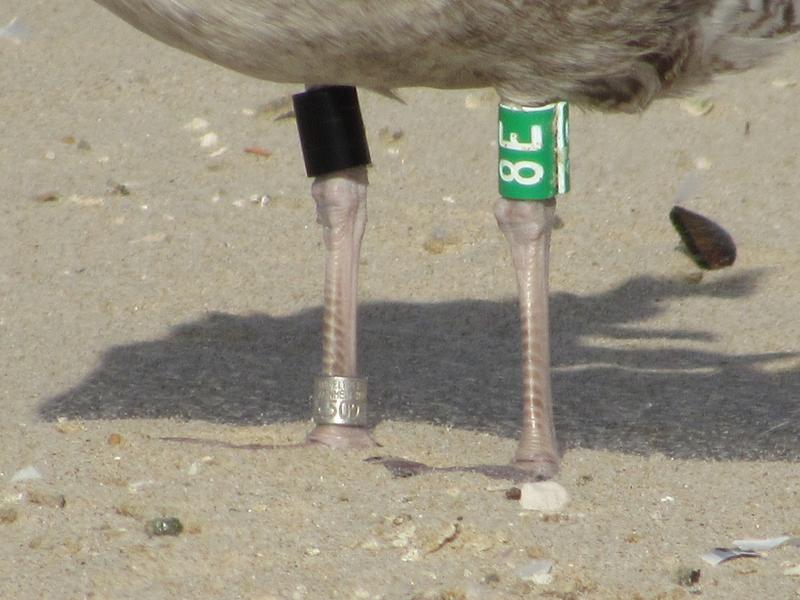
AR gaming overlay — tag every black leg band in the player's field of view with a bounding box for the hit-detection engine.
[293,86,371,177]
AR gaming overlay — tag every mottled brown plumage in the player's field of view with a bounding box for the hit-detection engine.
[95,0,797,109]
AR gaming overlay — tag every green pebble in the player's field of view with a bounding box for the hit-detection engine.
[145,517,184,536]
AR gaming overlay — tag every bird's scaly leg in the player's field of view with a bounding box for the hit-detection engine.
[495,197,559,479]
[305,166,375,448]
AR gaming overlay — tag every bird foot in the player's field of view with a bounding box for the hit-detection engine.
[306,424,378,449]
[512,451,560,481]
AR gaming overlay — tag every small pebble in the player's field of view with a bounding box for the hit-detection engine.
[199,132,219,148]
[378,127,404,144]
[54,419,83,434]
[526,546,547,559]
[107,433,123,446]
[516,559,554,585]
[107,181,130,196]
[145,517,183,536]
[249,194,271,207]
[392,513,412,526]
[256,96,294,120]
[423,238,447,255]
[423,227,462,255]
[519,481,569,512]
[34,191,59,203]
[675,566,702,587]
[400,548,421,562]
[695,156,712,170]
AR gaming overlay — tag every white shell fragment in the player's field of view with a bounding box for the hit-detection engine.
[702,535,800,565]
[516,559,554,584]
[199,132,219,148]
[695,156,712,170]
[700,547,761,566]
[184,117,209,131]
[784,565,800,576]
[519,481,570,512]
[464,89,498,109]
[127,479,156,493]
[10,466,42,482]
[681,97,714,116]
[733,536,799,552]
[733,535,792,552]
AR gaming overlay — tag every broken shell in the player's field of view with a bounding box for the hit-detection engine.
[519,481,570,512]
[670,206,736,270]
[681,97,714,117]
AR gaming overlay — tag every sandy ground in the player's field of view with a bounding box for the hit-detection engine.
[2,2,800,599]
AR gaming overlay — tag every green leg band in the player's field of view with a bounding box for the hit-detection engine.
[498,101,570,201]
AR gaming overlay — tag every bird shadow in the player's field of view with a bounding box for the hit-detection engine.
[39,271,799,462]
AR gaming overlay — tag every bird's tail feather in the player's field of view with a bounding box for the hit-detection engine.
[701,0,799,73]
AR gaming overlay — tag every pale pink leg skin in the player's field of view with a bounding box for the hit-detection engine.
[305,166,376,448]
[495,198,559,479]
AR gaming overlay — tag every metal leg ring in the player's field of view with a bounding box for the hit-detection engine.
[312,376,368,426]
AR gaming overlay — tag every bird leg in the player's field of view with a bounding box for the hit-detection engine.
[305,166,376,448]
[495,197,559,479]
[292,86,375,449]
